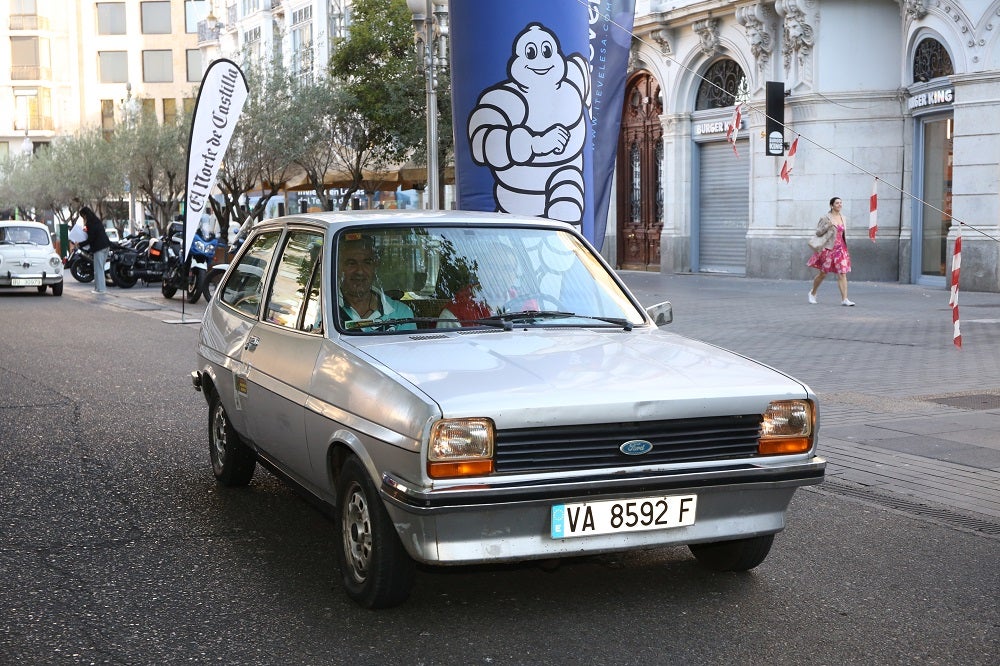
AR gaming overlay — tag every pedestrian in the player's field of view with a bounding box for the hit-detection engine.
[807,196,854,306]
[79,204,112,294]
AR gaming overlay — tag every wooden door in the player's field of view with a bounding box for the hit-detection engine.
[616,71,663,271]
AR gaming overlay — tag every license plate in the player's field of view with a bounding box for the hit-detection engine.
[12,278,41,286]
[551,494,697,539]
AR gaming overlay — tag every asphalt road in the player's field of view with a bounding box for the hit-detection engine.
[0,280,997,665]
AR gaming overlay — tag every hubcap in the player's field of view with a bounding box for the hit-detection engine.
[210,405,227,473]
[342,484,372,583]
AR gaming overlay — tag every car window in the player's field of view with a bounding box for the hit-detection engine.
[264,230,324,332]
[0,226,49,245]
[219,231,280,317]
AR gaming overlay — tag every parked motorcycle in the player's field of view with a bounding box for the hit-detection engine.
[64,244,114,285]
[160,223,188,300]
[110,230,171,288]
[184,229,219,304]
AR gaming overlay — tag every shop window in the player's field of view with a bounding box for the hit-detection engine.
[695,59,749,110]
[913,38,954,83]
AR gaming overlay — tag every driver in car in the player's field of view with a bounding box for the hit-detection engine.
[337,233,416,332]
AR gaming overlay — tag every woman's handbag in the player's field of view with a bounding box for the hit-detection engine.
[807,234,825,252]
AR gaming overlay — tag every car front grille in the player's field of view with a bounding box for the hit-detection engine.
[494,414,762,474]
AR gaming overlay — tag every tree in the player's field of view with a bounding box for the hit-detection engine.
[209,62,300,230]
[116,109,189,233]
[329,0,453,201]
[286,75,350,211]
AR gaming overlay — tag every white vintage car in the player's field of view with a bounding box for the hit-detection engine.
[0,220,64,296]
[193,211,825,608]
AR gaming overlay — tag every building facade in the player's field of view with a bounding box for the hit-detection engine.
[615,0,1000,292]
[1,0,209,156]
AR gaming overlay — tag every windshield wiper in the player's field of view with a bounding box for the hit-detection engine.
[347,317,511,331]
[487,311,633,330]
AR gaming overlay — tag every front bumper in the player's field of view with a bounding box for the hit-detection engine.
[0,271,63,287]
[380,457,825,565]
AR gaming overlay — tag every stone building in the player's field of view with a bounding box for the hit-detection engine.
[612,0,1000,292]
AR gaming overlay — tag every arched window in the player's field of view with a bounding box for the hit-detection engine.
[695,59,749,110]
[912,38,954,83]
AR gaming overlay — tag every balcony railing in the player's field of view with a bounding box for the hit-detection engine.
[10,14,50,30]
[11,65,52,81]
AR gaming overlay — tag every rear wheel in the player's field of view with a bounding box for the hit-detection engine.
[112,263,138,288]
[336,457,414,608]
[688,534,775,572]
[205,270,224,301]
[36,285,46,294]
[208,393,256,486]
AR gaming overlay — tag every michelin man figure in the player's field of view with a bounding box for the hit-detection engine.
[468,23,591,225]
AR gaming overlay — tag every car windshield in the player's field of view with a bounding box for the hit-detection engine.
[0,226,49,245]
[335,224,645,334]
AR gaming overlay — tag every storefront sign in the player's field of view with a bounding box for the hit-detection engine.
[907,87,954,110]
[696,119,742,135]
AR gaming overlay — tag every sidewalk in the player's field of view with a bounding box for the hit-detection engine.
[618,271,1000,534]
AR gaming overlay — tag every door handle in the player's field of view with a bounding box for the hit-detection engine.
[244,335,260,351]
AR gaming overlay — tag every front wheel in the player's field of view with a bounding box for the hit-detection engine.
[70,258,94,283]
[161,265,180,299]
[688,534,775,572]
[186,267,206,304]
[50,282,63,296]
[208,393,256,486]
[112,262,138,288]
[336,457,414,608]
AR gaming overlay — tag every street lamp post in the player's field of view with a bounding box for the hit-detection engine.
[123,83,139,235]
[407,0,448,210]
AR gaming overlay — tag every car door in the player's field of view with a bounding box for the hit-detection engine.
[240,229,326,486]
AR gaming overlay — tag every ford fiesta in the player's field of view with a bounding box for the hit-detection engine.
[193,211,825,608]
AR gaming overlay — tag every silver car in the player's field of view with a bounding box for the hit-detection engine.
[193,211,825,608]
[0,220,64,296]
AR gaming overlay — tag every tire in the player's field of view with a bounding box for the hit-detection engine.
[50,282,63,296]
[112,262,138,288]
[336,457,415,608]
[161,282,177,299]
[208,393,256,486]
[70,259,94,283]
[205,270,224,301]
[186,267,205,304]
[36,285,46,294]
[688,534,775,572]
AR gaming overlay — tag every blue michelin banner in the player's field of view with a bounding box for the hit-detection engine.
[449,0,635,250]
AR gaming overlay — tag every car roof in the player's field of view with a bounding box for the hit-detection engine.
[249,210,576,234]
[0,220,49,231]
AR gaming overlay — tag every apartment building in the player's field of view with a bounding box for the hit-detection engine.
[1,0,209,157]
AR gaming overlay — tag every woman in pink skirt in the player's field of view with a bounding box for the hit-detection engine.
[807,196,855,306]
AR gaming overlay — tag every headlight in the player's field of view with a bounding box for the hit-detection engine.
[427,418,495,478]
[49,255,62,269]
[757,399,814,455]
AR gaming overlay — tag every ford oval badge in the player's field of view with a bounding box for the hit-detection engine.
[620,440,653,456]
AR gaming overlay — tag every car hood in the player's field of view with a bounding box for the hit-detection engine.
[349,328,809,427]
[1,245,53,259]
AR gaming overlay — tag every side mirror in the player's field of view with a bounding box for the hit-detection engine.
[645,300,672,326]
